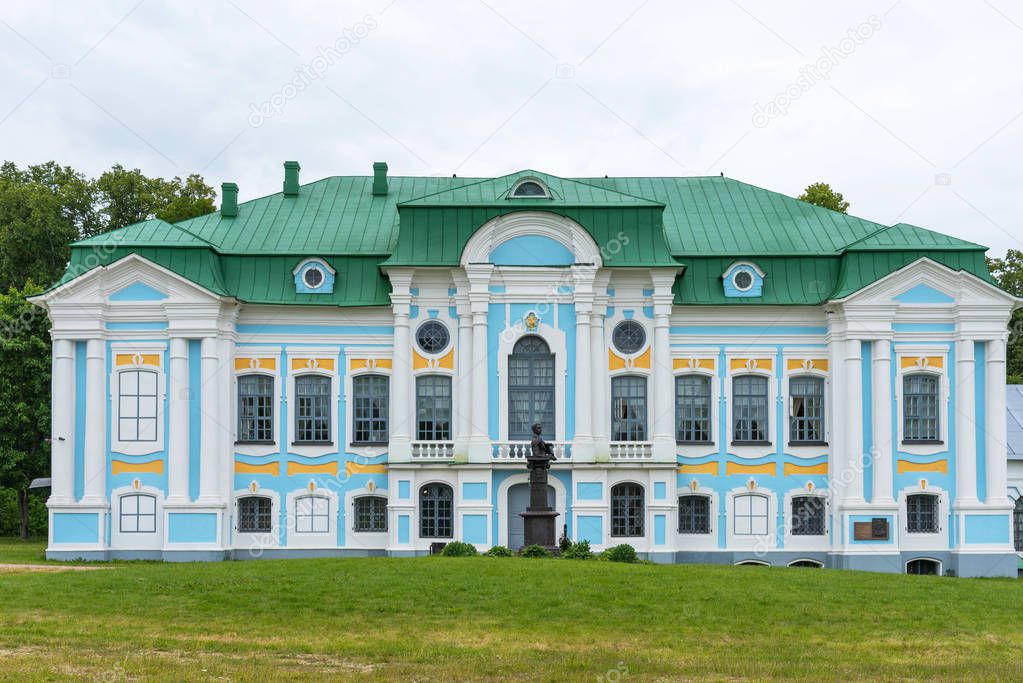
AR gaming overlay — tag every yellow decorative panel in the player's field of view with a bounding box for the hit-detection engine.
[287,461,338,476]
[111,459,164,475]
[632,347,651,369]
[374,358,392,369]
[412,349,429,370]
[608,349,626,371]
[729,358,773,373]
[678,462,719,475]
[786,358,829,373]
[897,459,948,474]
[436,348,454,370]
[290,358,335,372]
[235,461,280,476]
[673,357,715,371]
[349,358,391,372]
[900,355,944,370]
[115,353,161,368]
[235,357,276,371]
[726,462,776,476]
[350,358,368,371]
[412,348,454,371]
[346,462,387,475]
[784,462,829,476]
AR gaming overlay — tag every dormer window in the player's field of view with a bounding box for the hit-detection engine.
[509,178,551,198]
[293,258,336,294]
[721,261,765,298]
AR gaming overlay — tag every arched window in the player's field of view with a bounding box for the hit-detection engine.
[238,496,272,533]
[295,495,330,534]
[903,374,940,442]
[788,559,823,568]
[611,376,647,441]
[1014,497,1023,552]
[420,484,453,538]
[119,493,156,533]
[678,495,711,534]
[789,375,825,444]
[354,495,388,532]
[733,375,769,443]
[610,483,644,537]
[790,496,826,536]
[508,336,555,440]
[352,374,389,444]
[676,375,711,443]
[118,369,159,442]
[906,558,940,575]
[416,376,452,441]
[295,374,332,443]
[238,374,274,443]
[906,494,939,533]
[510,180,549,197]
[734,493,769,536]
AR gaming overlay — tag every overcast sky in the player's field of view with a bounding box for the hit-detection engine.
[1,1,1021,256]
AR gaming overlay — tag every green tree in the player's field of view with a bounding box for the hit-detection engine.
[798,182,850,213]
[0,283,51,538]
[987,250,1023,383]
[0,178,80,293]
[96,165,215,230]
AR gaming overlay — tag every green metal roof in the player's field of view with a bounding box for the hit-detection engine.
[54,169,995,307]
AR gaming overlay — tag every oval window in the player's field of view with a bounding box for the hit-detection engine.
[303,266,324,288]
[612,320,646,355]
[732,269,754,291]
[416,320,450,354]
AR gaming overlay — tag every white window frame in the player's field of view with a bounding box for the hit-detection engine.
[111,485,163,550]
[344,348,392,459]
[783,488,830,551]
[897,485,949,551]
[233,485,281,551]
[234,350,281,457]
[894,347,949,457]
[286,347,341,458]
[726,485,778,550]
[110,343,166,456]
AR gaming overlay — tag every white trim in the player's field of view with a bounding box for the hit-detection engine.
[897,485,949,552]
[233,348,281,457]
[232,485,281,553]
[286,486,340,548]
[109,342,166,457]
[111,485,163,550]
[345,486,390,550]
[675,486,717,551]
[508,177,553,199]
[726,485,778,551]
[291,257,336,277]
[459,211,603,267]
[782,488,831,551]
[497,320,567,442]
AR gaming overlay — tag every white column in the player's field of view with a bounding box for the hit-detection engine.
[651,309,674,460]
[590,309,608,459]
[454,309,473,457]
[218,337,236,512]
[985,338,1008,505]
[842,339,864,502]
[955,339,979,504]
[468,310,490,462]
[166,338,190,504]
[871,338,895,504]
[50,339,75,505]
[80,338,107,505]
[573,307,593,460]
[198,336,221,504]
[387,270,413,462]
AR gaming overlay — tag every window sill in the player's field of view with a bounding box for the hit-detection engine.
[731,441,771,447]
[902,440,943,446]
[678,531,712,535]
[788,441,828,447]
[353,528,388,534]
[236,440,275,446]
[351,442,388,448]
[292,441,334,446]
[677,440,714,446]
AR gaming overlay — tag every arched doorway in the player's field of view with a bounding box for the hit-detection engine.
[508,336,555,440]
[507,482,554,550]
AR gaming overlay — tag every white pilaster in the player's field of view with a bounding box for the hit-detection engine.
[842,338,864,503]
[572,265,596,461]
[218,337,236,511]
[49,339,75,505]
[454,308,473,457]
[197,336,222,504]
[985,337,1008,505]
[650,271,678,462]
[589,307,608,459]
[387,270,414,462]
[466,265,493,463]
[955,339,979,505]
[871,338,895,504]
[166,337,190,504]
[80,338,107,506]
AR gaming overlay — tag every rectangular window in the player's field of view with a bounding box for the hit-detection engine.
[733,375,769,443]
[295,496,329,533]
[354,496,388,532]
[906,494,939,533]
[119,494,156,533]
[612,376,647,442]
[416,376,452,441]
[790,496,826,536]
[353,375,389,444]
[238,374,274,443]
[676,375,712,443]
[734,494,768,536]
[678,495,711,534]
[789,376,825,444]
[118,370,158,442]
[903,374,940,442]
[295,374,331,443]
[238,497,272,533]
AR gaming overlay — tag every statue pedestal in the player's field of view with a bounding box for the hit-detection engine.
[520,508,560,550]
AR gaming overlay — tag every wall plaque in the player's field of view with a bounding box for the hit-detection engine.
[853,518,889,541]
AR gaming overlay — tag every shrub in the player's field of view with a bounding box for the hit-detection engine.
[484,545,513,557]
[558,531,571,553]
[519,544,552,558]
[562,540,593,560]
[439,541,478,557]
[600,544,638,563]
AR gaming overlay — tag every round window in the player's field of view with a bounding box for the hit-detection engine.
[732,269,754,292]
[416,320,450,354]
[612,320,646,355]
[303,266,324,288]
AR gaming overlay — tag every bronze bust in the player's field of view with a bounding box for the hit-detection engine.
[529,422,556,462]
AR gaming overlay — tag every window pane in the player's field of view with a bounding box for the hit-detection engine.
[610,483,644,537]
[416,376,452,441]
[353,375,388,443]
[733,375,769,442]
[789,376,824,443]
[676,375,711,443]
[419,486,452,538]
[611,377,647,442]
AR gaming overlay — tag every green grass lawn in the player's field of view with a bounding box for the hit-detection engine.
[0,540,1022,681]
